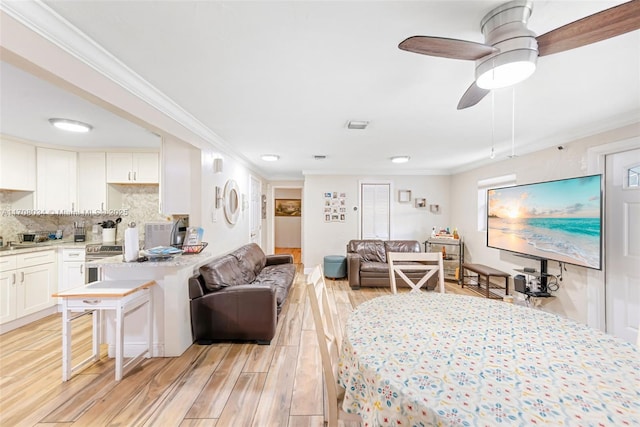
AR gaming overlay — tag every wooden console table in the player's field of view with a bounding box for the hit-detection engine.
[461,263,510,299]
[52,279,157,381]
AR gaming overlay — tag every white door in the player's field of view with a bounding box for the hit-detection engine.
[605,148,640,343]
[250,176,261,244]
[360,183,390,240]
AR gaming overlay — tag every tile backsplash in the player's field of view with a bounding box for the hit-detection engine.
[0,185,168,245]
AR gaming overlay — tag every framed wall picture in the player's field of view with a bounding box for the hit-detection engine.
[415,198,427,208]
[398,190,412,203]
[275,199,301,216]
[323,191,346,222]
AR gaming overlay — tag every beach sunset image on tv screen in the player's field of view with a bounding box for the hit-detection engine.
[487,175,602,269]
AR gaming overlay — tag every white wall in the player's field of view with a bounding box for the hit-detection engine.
[302,174,451,268]
[199,150,268,257]
[450,122,640,324]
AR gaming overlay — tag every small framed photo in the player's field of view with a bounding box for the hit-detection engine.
[415,198,427,208]
[398,190,411,203]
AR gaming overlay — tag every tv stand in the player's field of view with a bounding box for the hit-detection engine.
[515,259,553,298]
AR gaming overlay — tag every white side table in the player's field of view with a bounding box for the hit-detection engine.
[52,279,157,381]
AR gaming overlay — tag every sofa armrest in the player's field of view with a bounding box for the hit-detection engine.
[347,253,362,289]
[188,275,206,299]
[266,254,294,265]
[190,284,277,343]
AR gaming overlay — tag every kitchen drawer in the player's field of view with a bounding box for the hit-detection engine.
[0,255,17,273]
[62,249,85,262]
[17,250,56,268]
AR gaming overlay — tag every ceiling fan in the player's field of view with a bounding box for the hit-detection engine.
[399,0,640,109]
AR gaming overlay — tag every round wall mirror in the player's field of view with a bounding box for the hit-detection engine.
[223,179,240,225]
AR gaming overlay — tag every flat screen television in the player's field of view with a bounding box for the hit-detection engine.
[487,174,602,270]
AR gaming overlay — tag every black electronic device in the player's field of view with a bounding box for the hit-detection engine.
[487,174,602,270]
[528,291,552,297]
[523,267,536,273]
[514,275,527,294]
[170,216,189,247]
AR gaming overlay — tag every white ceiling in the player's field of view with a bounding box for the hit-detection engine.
[0,61,161,149]
[1,1,638,180]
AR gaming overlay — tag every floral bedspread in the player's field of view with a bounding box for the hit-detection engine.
[337,293,640,426]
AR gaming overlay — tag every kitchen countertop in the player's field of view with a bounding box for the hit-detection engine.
[86,251,215,270]
[0,240,92,256]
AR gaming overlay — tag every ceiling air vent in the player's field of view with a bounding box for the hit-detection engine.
[313,155,327,160]
[346,120,369,130]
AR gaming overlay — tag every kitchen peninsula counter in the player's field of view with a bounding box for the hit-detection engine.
[85,251,215,269]
[87,252,215,358]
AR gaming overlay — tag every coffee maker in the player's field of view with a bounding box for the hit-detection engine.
[170,216,189,247]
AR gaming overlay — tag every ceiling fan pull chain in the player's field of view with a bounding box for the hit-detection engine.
[490,91,496,159]
[511,87,516,158]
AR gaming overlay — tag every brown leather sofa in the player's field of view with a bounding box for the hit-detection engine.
[347,239,437,290]
[188,243,295,345]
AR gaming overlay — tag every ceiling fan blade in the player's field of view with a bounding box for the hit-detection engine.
[457,82,490,110]
[537,0,640,57]
[399,36,497,60]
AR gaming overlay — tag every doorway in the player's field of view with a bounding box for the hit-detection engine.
[250,176,261,245]
[274,187,302,264]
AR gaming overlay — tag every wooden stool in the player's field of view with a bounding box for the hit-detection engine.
[462,263,510,299]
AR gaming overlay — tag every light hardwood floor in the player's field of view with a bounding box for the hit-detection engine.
[0,259,478,427]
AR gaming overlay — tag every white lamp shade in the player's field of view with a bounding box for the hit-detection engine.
[476,49,537,90]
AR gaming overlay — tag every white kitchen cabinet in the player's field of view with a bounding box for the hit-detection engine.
[106,152,159,184]
[0,250,56,325]
[0,256,18,324]
[0,137,36,191]
[160,137,199,215]
[78,152,107,211]
[59,249,85,295]
[16,250,56,317]
[37,147,77,212]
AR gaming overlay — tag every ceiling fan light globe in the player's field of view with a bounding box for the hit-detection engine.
[476,49,537,89]
[477,61,536,89]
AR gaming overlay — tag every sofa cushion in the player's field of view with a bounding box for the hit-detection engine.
[232,243,267,283]
[384,240,421,261]
[346,240,386,263]
[200,255,246,291]
[359,261,390,274]
[253,263,296,306]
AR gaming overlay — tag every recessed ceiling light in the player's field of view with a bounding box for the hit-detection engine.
[347,120,369,130]
[391,156,410,163]
[48,118,92,133]
[261,154,280,162]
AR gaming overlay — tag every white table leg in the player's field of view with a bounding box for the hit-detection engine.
[147,289,153,358]
[61,304,71,382]
[115,302,124,381]
[92,309,100,361]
